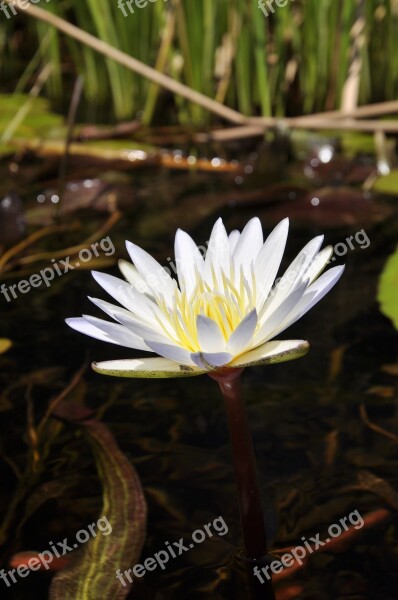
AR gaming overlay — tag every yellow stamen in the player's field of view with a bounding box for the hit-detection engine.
[154,268,257,352]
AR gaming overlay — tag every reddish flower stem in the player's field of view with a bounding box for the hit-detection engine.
[210,368,275,599]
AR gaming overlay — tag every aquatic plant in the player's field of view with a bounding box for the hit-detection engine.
[66,217,344,595]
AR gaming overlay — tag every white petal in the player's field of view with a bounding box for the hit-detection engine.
[144,340,195,365]
[254,282,308,345]
[254,218,289,307]
[92,357,205,378]
[196,315,226,353]
[230,339,309,367]
[233,217,263,271]
[227,309,258,354]
[174,229,204,296]
[229,230,240,252]
[268,265,345,339]
[265,234,324,311]
[66,317,120,345]
[127,320,175,344]
[92,271,157,324]
[88,297,173,344]
[204,218,231,285]
[118,259,152,295]
[126,241,177,303]
[191,351,233,369]
[82,315,149,350]
[89,296,141,324]
[306,246,334,283]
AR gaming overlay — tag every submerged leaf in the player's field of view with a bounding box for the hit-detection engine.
[0,339,12,354]
[50,418,147,600]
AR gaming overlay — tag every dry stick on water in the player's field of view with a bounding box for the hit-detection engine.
[209,368,276,600]
[16,211,122,267]
[0,211,120,276]
[298,99,398,122]
[0,224,77,273]
[73,121,141,142]
[360,404,398,444]
[247,100,398,125]
[197,114,398,143]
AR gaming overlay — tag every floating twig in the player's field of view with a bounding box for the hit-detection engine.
[360,403,398,443]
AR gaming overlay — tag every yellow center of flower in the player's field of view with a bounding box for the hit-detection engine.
[154,266,257,352]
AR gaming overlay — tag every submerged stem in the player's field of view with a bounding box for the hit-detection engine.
[210,368,275,599]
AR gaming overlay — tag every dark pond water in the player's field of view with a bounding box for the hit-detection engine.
[0,140,397,599]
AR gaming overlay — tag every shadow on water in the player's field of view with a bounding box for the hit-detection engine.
[0,139,397,599]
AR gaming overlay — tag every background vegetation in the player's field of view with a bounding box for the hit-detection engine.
[0,0,397,125]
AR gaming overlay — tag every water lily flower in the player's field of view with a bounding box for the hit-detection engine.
[66,217,344,378]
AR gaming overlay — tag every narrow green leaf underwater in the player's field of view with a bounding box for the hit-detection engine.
[50,417,147,600]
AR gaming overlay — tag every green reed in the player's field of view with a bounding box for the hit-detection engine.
[0,0,396,125]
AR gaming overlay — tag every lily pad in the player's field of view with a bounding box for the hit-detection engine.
[372,170,398,196]
[0,93,64,156]
[378,246,398,329]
